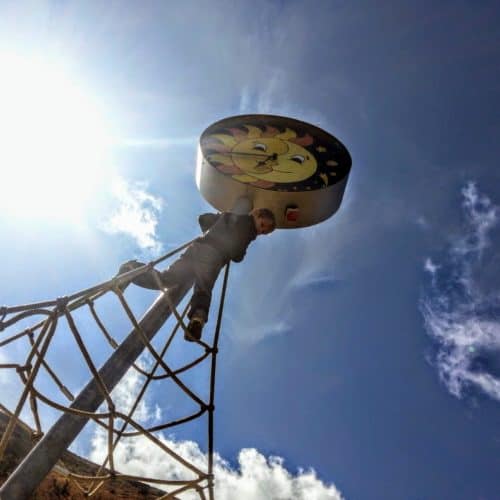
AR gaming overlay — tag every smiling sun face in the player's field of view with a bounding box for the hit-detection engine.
[203,125,317,189]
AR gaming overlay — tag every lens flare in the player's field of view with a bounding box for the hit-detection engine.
[0,53,112,222]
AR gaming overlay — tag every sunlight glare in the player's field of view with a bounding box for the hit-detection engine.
[0,53,111,223]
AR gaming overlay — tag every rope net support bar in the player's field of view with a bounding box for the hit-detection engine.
[0,280,192,500]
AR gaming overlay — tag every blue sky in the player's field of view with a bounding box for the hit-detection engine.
[1,1,499,499]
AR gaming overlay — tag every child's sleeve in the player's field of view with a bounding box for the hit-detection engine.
[198,213,220,232]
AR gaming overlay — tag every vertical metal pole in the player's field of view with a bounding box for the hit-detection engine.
[0,281,191,500]
[232,196,253,215]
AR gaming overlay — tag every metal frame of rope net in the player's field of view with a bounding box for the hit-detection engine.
[0,239,229,499]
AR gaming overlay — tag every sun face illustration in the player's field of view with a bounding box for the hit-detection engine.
[202,125,317,189]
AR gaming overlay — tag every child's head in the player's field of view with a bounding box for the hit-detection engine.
[251,208,276,235]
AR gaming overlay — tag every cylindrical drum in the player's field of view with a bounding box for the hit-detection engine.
[196,114,352,229]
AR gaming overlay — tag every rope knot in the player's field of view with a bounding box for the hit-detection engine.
[111,277,122,290]
[0,305,7,331]
[31,430,43,441]
[56,296,69,312]
[16,363,32,374]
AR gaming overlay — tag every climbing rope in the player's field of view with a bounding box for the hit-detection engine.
[0,238,230,499]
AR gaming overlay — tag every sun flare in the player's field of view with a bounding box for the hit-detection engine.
[0,54,111,222]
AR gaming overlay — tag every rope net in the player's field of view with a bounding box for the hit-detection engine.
[0,241,229,499]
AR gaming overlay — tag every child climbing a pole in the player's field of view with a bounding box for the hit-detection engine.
[118,208,276,341]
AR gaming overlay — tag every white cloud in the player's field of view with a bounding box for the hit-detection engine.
[226,314,291,345]
[454,182,498,258]
[225,222,347,346]
[239,86,253,114]
[89,367,342,500]
[223,235,296,345]
[256,68,288,114]
[101,177,164,254]
[424,258,439,275]
[416,215,429,229]
[421,182,500,401]
[90,435,342,500]
[107,367,162,425]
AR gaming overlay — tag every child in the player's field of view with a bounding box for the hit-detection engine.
[118,208,276,341]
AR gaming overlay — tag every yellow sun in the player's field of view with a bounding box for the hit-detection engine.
[0,53,112,223]
[203,125,316,189]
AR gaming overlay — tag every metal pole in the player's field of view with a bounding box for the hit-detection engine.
[0,281,191,500]
[232,196,253,215]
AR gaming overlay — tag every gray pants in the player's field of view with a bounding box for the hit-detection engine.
[130,242,227,321]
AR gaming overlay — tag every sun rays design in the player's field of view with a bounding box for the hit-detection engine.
[202,125,317,189]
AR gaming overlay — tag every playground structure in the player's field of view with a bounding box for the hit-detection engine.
[0,115,351,499]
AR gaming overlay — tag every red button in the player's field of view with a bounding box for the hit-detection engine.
[286,208,299,221]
